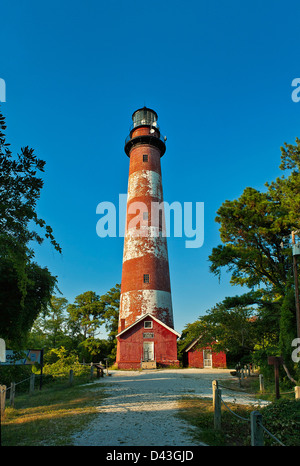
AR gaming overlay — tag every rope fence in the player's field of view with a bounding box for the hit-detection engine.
[0,362,106,417]
[212,379,289,446]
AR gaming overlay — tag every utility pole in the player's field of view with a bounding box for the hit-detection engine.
[292,231,300,338]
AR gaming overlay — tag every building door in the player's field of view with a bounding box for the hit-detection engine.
[203,350,212,368]
[143,342,154,361]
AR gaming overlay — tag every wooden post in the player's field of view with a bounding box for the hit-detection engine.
[10,382,15,407]
[212,380,221,430]
[90,364,94,380]
[295,386,300,400]
[39,348,44,390]
[29,373,35,394]
[259,374,264,393]
[69,369,74,386]
[268,356,283,399]
[250,411,264,446]
[0,385,6,418]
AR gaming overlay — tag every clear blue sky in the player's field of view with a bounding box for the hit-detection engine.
[1,0,300,336]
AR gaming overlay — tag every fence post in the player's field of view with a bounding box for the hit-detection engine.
[259,374,264,393]
[29,373,35,394]
[10,382,15,407]
[212,380,221,430]
[90,364,94,380]
[69,369,74,386]
[295,386,300,400]
[250,411,264,446]
[0,385,6,418]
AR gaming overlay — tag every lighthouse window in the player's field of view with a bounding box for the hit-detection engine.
[143,274,150,283]
[143,154,148,162]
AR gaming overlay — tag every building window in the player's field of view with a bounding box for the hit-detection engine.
[144,320,153,329]
[143,154,148,162]
[143,273,150,283]
[159,210,163,229]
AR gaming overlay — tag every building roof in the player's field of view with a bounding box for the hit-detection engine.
[116,313,181,338]
[183,337,201,352]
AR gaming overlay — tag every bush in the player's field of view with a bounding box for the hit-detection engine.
[0,365,33,393]
[43,347,87,377]
[260,399,300,446]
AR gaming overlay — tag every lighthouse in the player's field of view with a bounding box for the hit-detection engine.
[116,107,180,369]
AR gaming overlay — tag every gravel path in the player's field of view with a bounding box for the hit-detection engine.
[72,368,268,447]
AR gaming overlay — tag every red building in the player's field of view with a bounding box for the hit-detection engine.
[116,108,180,369]
[183,338,227,369]
[116,314,180,369]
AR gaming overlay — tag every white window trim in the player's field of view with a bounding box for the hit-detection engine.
[144,320,153,329]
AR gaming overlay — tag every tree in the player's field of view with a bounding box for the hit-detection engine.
[209,186,292,294]
[29,296,68,349]
[0,260,56,346]
[67,291,104,340]
[0,107,60,346]
[178,292,262,365]
[99,283,120,362]
[208,137,300,374]
[100,284,120,342]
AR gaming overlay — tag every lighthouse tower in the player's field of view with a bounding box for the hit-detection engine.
[116,107,180,369]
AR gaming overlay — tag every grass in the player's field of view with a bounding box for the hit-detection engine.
[1,376,107,446]
[176,374,300,446]
[177,397,253,446]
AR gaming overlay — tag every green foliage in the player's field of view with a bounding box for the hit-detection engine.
[99,283,120,342]
[178,291,276,365]
[260,399,300,446]
[0,365,33,392]
[0,259,56,347]
[279,286,298,366]
[43,347,86,377]
[206,137,300,377]
[209,186,292,292]
[27,283,121,365]
[0,107,60,346]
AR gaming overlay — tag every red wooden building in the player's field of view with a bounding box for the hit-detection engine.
[183,337,227,369]
[116,313,180,369]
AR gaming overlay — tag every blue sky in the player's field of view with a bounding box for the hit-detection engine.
[1,0,300,336]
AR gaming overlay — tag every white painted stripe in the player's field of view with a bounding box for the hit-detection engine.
[120,289,173,321]
[123,227,168,262]
[127,170,162,201]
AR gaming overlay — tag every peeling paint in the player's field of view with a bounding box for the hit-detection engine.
[123,227,168,261]
[119,289,173,329]
[127,170,162,201]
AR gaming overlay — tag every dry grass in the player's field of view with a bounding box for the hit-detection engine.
[1,378,106,446]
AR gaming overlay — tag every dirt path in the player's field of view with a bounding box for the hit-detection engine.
[72,368,266,447]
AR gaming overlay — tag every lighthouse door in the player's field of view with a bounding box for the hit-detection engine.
[143,342,154,361]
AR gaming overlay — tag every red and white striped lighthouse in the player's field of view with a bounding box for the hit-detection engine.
[116,107,180,369]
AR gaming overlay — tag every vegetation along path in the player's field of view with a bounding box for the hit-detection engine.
[72,368,267,446]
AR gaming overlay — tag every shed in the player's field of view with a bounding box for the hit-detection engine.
[183,337,226,369]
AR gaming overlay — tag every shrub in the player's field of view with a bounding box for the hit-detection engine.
[43,347,86,377]
[260,399,300,446]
